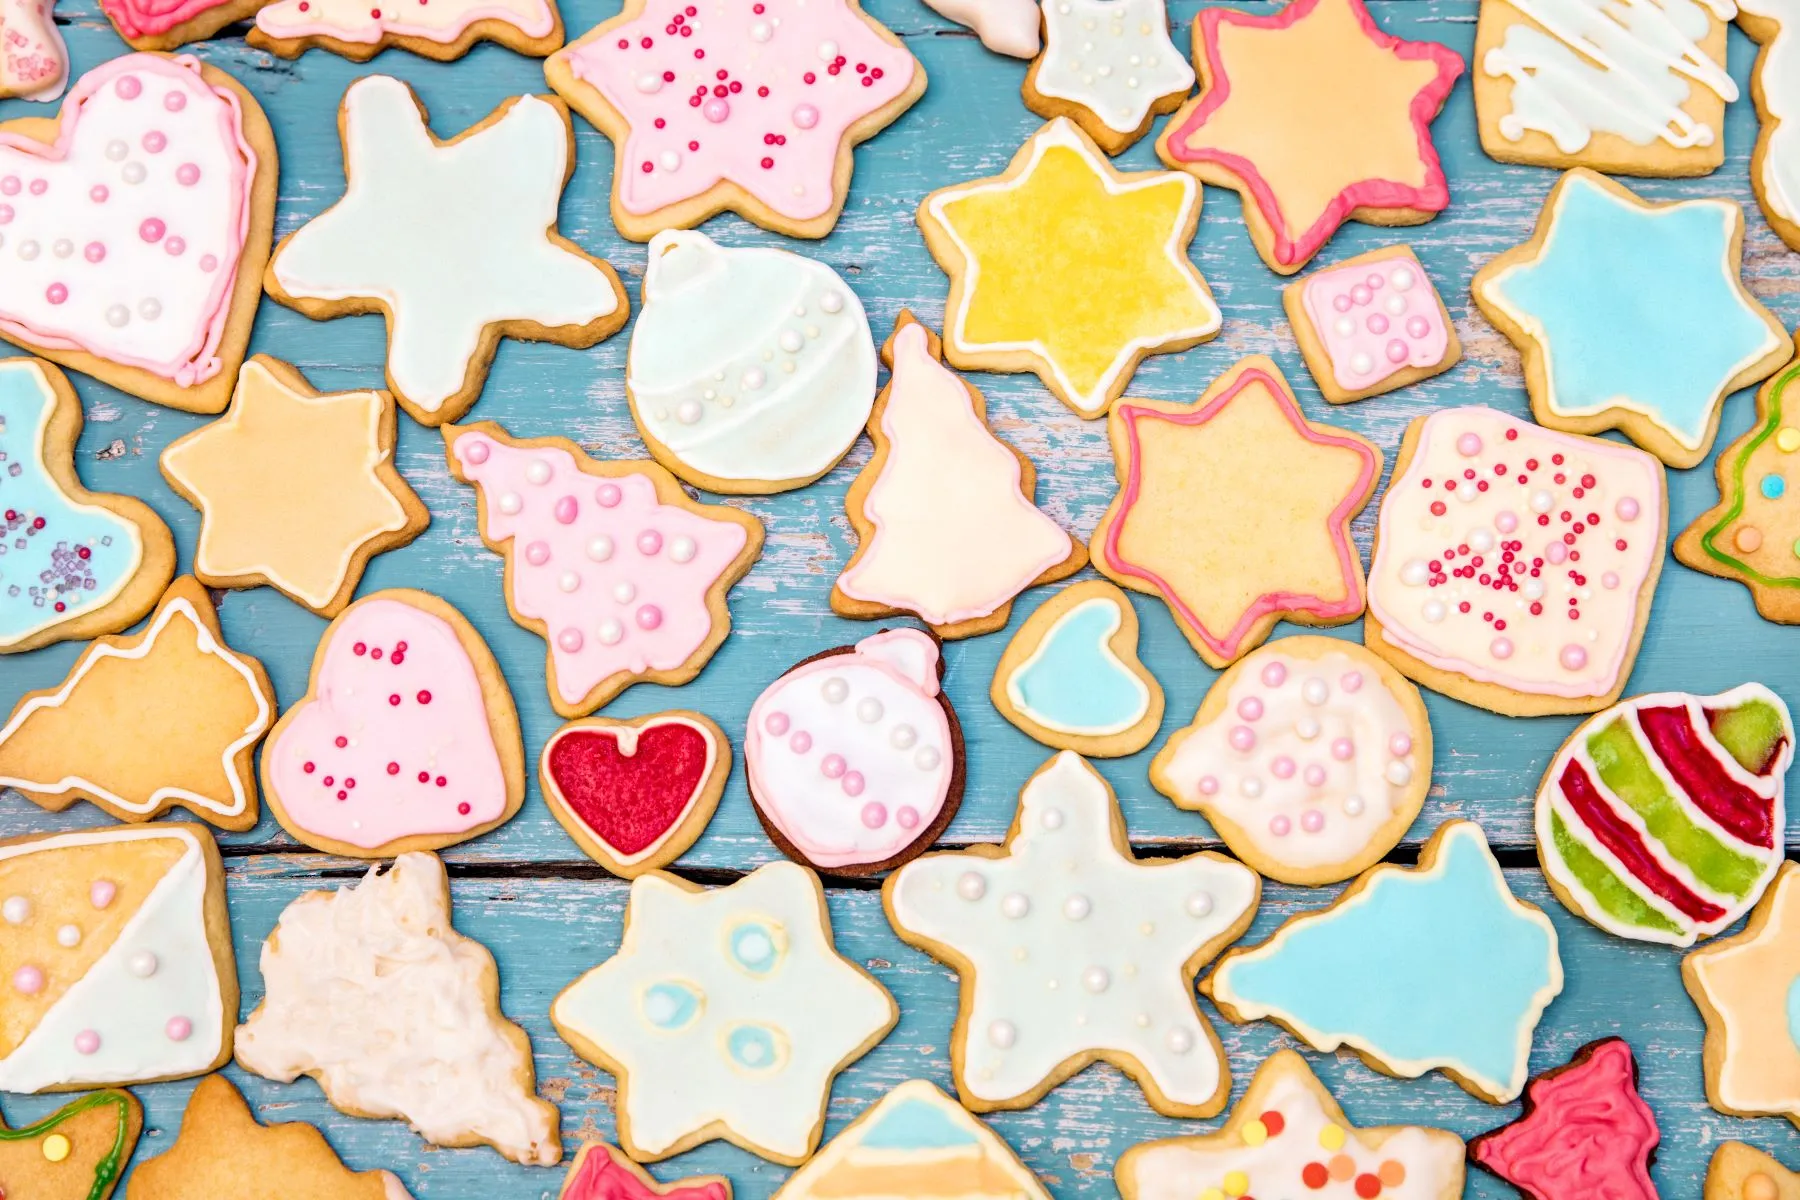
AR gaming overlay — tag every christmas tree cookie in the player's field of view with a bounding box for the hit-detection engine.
[0,1088,141,1200]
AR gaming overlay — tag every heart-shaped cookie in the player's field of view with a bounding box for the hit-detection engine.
[541,712,728,877]
[0,53,275,414]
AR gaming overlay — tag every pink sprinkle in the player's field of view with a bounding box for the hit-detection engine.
[1228,725,1256,752]
[1330,738,1355,761]
[557,628,584,652]
[1340,671,1363,693]
[1547,542,1568,565]
[860,802,888,829]
[1197,775,1219,795]
[1491,637,1514,660]
[165,1016,192,1042]
[143,130,167,153]
[703,97,730,122]
[525,540,552,566]
[1602,571,1620,589]
[1236,697,1263,721]
[139,217,165,243]
[12,965,42,995]
[44,283,66,305]
[765,711,790,736]
[1366,313,1389,335]
[176,162,199,185]
[74,1030,100,1055]
[1388,733,1412,757]
[895,803,917,828]
[84,242,105,263]
[1407,316,1431,339]
[89,185,108,203]
[1559,644,1588,672]
[596,483,622,507]
[89,880,116,908]
[635,605,664,630]
[0,176,15,195]
[1303,764,1327,787]
[1260,662,1287,688]
[553,495,579,524]
[115,74,142,99]
[1366,273,1384,289]
[821,753,846,779]
[0,205,13,225]
[1385,339,1409,363]
[1350,284,1371,306]
[164,236,185,256]
[1269,815,1292,837]
[462,439,490,465]
[1332,294,1351,313]
[790,731,812,753]
[199,254,218,271]
[1496,511,1518,534]
[1271,755,1296,779]
[638,530,663,555]
[844,772,866,797]
[27,178,44,195]
[1615,497,1641,522]
[164,90,186,111]
[792,102,819,129]
[1301,809,1326,833]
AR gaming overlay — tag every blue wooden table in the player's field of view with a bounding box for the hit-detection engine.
[3,0,1799,1194]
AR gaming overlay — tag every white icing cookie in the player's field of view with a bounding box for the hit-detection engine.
[1025,0,1194,154]
[923,0,1042,56]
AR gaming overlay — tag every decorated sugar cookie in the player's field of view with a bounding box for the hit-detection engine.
[1282,245,1460,404]
[1470,1038,1660,1200]
[1205,820,1563,1104]
[0,1089,140,1200]
[1473,170,1791,468]
[541,711,730,878]
[1156,0,1463,273]
[261,590,527,858]
[546,0,926,240]
[1684,862,1800,1127]
[1151,636,1431,887]
[1364,406,1667,716]
[1676,349,1800,621]
[746,629,963,875]
[0,576,275,831]
[551,860,898,1165]
[0,54,276,413]
[0,357,174,654]
[922,0,1040,56]
[1116,1050,1465,1200]
[885,752,1260,1117]
[236,853,562,1166]
[1709,1143,1800,1200]
[627,230,876,494]
[0,823,237,1094]
[160,356,427,617]
[250,0,560,61]
[0,0,65,101]
[559,1144,729,1200]
[445,421,764,718]
[1473,0,1736,177]
[266,78,627,427]
[1538,685,1791,947]
[919,118,1221,417]
[772,1080,1050,1200]
[991,580,1163,758]
[1023,0,1194,154]
[128,1074,413,1200]
[833,316,1085,638]
[1740,0,1800,251]
[1093,356,1381,668]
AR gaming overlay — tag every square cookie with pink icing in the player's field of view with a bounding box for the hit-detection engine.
[1283,245,1461,404]
[1364,407,1666,716]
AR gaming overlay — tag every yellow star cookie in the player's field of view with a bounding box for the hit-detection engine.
[161,356,427,616]
[1684,862,1800,1128]
[1092,356,1381,667]
[918,117,1221,418]
[1709,1143,1800,1200]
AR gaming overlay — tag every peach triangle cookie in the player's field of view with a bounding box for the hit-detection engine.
[832,314,1085,639]
[545,0,926,241]
[0,576,275,831]
[0,1088,141,1200]
[1709,1143,1800,1200]
[1092,356,1380,669]
[918,117,1221,417]
[0,356,174,654]
[1156,0,1463,274]
[160,356,427,617]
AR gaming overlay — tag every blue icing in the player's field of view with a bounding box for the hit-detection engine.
[859,1097,979,1151]
[729,923,779,975]
[1490,174,1778,451]
[1786,975,1800,1051]
[1215,824,1557,1095]
[1011,598,1147,735]
[0,362,139,645]
[642,981,701,1030]
[1765,474,1787,500]
[725,1024,781,1071]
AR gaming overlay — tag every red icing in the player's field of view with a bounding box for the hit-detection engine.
[1639,705,1775,848]
[563,1147,729,1200]
[1470,1038,1659,1200]
[545,719,714,859]
[1557,758,1726,923]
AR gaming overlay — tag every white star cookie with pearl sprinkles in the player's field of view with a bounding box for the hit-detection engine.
[883,751,1260,1117]
[546,0,926,240]
[0,824,237,1093]
[1151,635,1432,887]
[1024,0,1195,155]
[1116,1049,1465,1200]
[264,76,628,427]
[551,860,898,1165]
[1364,406,1666,716]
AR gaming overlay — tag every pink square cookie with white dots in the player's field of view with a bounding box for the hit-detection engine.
[1283,245,1461,404]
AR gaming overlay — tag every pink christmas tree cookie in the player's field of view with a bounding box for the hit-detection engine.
[262,589,527,858]
[1283,245,1462,404]
[445,421,765,717]
[545,0,927,240]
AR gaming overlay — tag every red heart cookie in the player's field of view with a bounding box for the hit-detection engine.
[541,712,729,877]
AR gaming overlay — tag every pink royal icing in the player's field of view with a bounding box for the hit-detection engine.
[1367,407,1664,700]
[453,432,752,708]
[265,598,508,850]
[562,0,918,222]
[0,54,254,386]
[1300,250,1448,392]
[102,0,235,39]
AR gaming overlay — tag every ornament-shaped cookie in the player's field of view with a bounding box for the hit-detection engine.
[1022,0,1194,154]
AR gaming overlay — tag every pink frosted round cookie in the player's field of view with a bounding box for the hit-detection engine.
[746,629,963,876]
[262,589,527,857]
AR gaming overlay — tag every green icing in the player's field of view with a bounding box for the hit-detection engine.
[1550,811,1682,936]
[1700,361,1800,587]
[1710,699,1787,774]
[1586,719,1763,898]
[0,1090,133,1200]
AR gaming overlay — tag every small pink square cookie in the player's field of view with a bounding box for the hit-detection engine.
[1284,245,1461,403]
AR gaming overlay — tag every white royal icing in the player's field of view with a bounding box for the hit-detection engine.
[1740,0,1800,223]
[629,230,875,487]
[887,752,1259,1110]
[923,0,1042,56]
[254,0,554,46]
[1036,0,1193,136]
[268,76,621,414]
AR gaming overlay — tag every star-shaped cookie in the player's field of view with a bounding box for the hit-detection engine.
[920,118,1221,417]
[1156,0,1463,274]
[1024,0,1195,154]
[160,357,426,617]
[883,751,1260,1118]
[1684,862,1800,1128]
[546,0,925,241]
[265,76,628,427]
[551,860,897,1165]
[1116,1050,1465,1200]
[1474,170,1792,469]
[1092,356,1380,668]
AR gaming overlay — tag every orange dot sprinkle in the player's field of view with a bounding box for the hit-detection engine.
[1329,1154,1356,1181]
[1378,1160,1406,1187]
